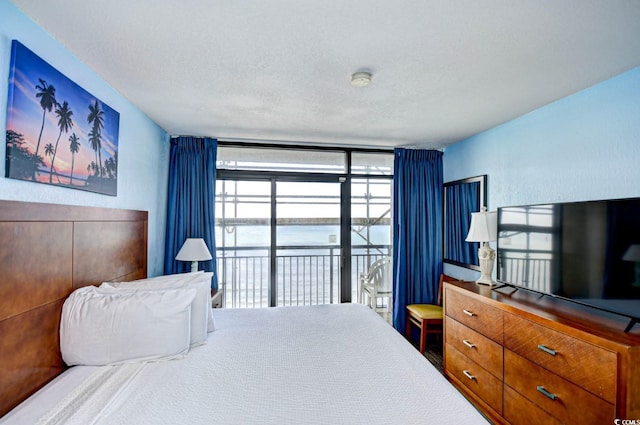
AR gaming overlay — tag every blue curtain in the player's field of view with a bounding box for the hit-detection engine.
[392,148,443,331]
[445,181,480,265]
[164,136,218,288]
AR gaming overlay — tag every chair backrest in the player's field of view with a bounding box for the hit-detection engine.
[367,257,393,292]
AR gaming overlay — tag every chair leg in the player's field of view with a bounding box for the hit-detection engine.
[406,316,412,338]
[419,321,427,354]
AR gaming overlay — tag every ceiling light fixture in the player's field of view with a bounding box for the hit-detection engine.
[351,72,372,87]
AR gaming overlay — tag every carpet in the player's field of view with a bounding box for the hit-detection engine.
[422,343,444,374]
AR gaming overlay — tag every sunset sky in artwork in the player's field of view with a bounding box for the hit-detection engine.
[6,41,119,185]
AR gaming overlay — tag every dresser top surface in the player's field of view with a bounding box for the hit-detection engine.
[445,280,640,347]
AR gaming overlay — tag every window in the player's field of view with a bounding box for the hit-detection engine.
[215,144,393,308]
[217,146,346,173]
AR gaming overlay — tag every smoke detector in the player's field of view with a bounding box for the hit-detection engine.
[351,72,372,87]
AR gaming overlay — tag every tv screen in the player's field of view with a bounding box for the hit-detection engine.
[496,198,640,322]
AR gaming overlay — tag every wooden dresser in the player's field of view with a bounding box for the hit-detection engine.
[443,280,640,425]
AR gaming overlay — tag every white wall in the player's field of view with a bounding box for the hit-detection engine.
[443,66,640,280]
[0,0,170,276]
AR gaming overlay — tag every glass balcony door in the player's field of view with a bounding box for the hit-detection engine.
[216,178,344,307]
[216,180,271,308]
[276,181,342,306]
[216,177,393,308]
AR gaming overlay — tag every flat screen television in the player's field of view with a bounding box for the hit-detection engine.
[496,197,640,331]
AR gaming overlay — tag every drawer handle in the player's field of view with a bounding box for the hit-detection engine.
[462,370,476,381]
[537,386,558,400]
[463,309,476,317]
[537,344,557,356]
[462,339,477,349]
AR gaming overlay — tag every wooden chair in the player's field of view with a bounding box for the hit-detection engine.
[405,274,458,354]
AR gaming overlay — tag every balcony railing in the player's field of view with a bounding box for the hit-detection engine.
[498,254,552,293]
[216,245,390,308]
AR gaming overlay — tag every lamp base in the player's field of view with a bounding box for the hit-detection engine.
[190,261,199,273]
[475,275,497,286]
[476,243,496,286]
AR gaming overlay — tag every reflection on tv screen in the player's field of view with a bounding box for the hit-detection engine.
[497,198,640,320]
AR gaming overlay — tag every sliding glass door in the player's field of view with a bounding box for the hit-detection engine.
[276,181,342,306]
[215,180,271,308]
[216,178,343,307]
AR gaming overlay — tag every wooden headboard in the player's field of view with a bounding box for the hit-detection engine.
[0,200,148,417]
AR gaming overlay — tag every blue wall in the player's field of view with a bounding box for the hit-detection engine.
[0,0,170,276]
[444,66,640,280]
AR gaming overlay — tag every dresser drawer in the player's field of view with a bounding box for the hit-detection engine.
[445,288,503,343]
[445,343,503,414]
[503,312,616,402]
[445,316,502,379]
[504,384,561,425]
[504,350,614,425]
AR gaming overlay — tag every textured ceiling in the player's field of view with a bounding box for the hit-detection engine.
[10,0,640,148]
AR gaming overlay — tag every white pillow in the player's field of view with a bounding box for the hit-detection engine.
[142,272,215,333]
[60,286,196,366]
[106,271,215,334]
[117,271,204,284]
[103,272,215,346]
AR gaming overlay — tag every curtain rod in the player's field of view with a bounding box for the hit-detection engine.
[220,138,443,151]
[171,135,441,151]
[218,137,395,150]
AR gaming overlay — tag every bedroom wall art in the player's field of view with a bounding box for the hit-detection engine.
[5,40,120,196]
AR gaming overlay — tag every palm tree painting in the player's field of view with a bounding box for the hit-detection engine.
[87,100,105,176]
[34,79,57,160]
[68,133,80,185]
[43,142,62,184]
[5,40,120,196]
[49,101,74,183]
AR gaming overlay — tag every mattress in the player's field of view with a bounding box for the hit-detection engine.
[1,303,489,425]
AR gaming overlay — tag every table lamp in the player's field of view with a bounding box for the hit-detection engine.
[175,238,212,273]
[465,206,498,286]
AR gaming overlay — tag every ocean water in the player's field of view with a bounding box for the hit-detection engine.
[216,224,391,249]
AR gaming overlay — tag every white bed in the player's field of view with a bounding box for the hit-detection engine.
[1,304,488,425]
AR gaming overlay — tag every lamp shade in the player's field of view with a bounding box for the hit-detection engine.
[175,238,212,262]
[623,244,640,262]
[465,208,497,243]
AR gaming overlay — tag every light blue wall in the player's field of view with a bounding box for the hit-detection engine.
[0,0,170,276]
[443,66,640,280]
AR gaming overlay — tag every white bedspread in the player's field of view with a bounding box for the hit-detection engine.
[3,304,488,425]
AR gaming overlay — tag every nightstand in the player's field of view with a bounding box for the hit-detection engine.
[211,288,223,308]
